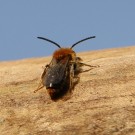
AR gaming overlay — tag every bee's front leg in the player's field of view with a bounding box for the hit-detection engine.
[78,62,99,73]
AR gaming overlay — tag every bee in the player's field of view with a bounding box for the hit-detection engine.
[34,36,97,100]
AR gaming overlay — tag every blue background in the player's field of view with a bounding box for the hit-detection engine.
[0,1,135,61]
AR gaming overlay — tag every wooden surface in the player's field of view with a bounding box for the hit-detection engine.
[0,46,135,135]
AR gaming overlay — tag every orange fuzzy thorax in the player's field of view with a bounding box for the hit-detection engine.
[53,48,76,60]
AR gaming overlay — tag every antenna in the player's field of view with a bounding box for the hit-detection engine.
[37,37,61,48]
[70,36,96,49]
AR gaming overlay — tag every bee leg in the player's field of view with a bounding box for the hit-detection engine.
[34,80,44,93]
[69,64,74,90]
[34,64,49,93]
[70,63,80,92]
[79,62,99,67]
[78,62,99,73]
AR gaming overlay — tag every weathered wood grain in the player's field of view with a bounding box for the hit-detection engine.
[0,46,135,135]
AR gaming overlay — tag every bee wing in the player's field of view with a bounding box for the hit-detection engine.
[43,57,70,88]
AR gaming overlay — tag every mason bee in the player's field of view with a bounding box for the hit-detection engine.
[34,36,97,100]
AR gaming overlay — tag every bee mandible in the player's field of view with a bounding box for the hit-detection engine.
[34,36,97,100]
